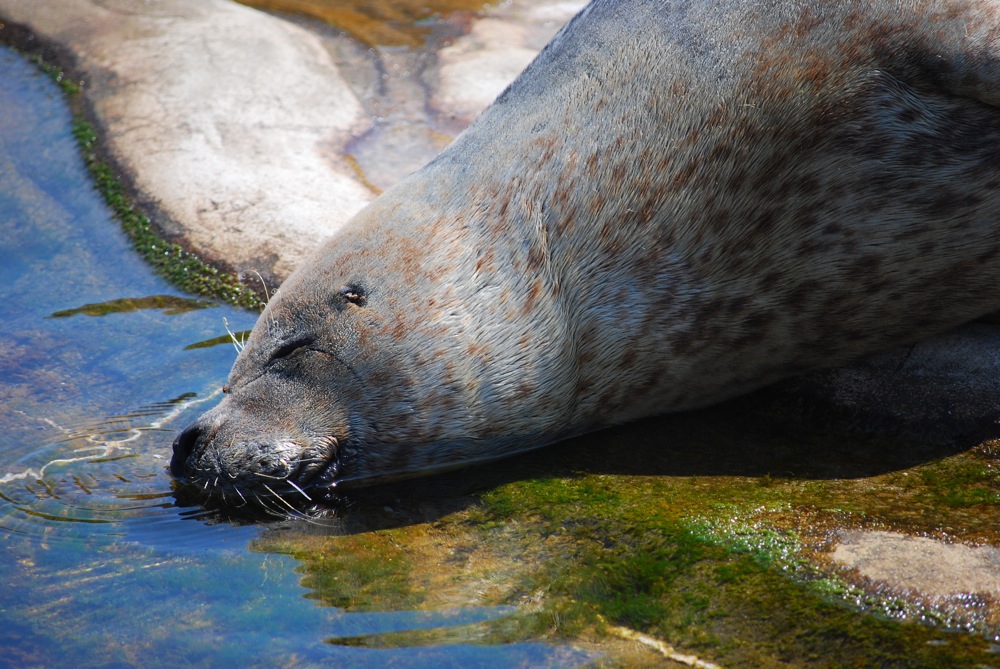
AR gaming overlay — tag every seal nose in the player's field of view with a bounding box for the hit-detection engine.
[170,424,200,478]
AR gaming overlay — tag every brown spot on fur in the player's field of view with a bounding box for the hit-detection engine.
[522,280,543,317]
[467,341,489,358]
[673,157,699,189]
[527,244,546,273]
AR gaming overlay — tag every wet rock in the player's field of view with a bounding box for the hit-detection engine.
[0,0,375,281]
[832,530,1000,596]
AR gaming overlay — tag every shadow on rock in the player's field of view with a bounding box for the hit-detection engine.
[173,383,998,533]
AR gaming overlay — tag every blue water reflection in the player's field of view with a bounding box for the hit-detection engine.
[0,45,591,668]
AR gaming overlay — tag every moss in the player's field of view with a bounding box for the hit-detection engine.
[47,295,218,318]
[473,473,1000,667]
[26,52,81,95]
[71,120,264,311]
[917,455,1000,509]
[265,532,420,611]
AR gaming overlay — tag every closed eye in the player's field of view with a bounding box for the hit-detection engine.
[268,335,316,364]
[339,284,367,306]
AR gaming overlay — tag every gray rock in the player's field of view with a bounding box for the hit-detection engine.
[0,0,375,280]
[788,324,1000,444]
[832,530,1000,596]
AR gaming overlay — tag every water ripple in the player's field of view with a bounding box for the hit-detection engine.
[0,392,230,550]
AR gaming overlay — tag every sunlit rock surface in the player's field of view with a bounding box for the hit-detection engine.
[0,0,583,282]
[0,0,383,281]
[431,2,584,125]
[833,531,1000,596]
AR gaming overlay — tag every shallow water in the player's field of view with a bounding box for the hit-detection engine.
[0,45,591,668]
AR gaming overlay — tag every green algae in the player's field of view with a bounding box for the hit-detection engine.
[22,51,81,96]
[259,467,1000,666]
[255,393,1000,666]
[183,330,254,351]
[297,533,420,611]
[917,448,1000,510]
[471,473,1000,667]
[48,295,218,318]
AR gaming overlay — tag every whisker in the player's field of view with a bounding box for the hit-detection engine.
[254,471,288,480]
[295,510,333,526]
[286,479,313,502]
[223,317,245,354]
[263,484,299,514]
[242,269,276,329]
[254,492,287,519]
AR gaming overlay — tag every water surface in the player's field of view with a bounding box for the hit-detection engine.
[0,45,589,668]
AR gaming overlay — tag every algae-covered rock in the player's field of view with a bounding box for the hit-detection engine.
[0,0,374,281]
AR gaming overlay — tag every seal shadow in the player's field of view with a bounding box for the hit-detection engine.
[178,384,996,534]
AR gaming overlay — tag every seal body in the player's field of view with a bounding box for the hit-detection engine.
[172,0,1000,504]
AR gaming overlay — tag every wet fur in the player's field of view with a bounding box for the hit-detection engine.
[173,0,1000,505]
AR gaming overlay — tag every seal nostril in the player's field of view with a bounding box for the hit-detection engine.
[170,424,200,478]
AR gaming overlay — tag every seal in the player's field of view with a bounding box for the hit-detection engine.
[171,0,1000,508]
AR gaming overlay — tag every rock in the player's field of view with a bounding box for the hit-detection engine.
[0,0,588,284]
[0,0,375,281]
[831,530,1000,596]
[784,324,1000,444]
[431,1,585,126]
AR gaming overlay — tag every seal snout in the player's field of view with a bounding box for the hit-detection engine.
[169,423,200,480]
[169,408,343,508]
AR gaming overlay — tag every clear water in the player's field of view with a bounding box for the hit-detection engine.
[0,45,591,668]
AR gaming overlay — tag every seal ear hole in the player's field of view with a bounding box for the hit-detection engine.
[339,284,367,306]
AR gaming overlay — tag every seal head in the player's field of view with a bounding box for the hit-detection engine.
[171,174,581,503]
